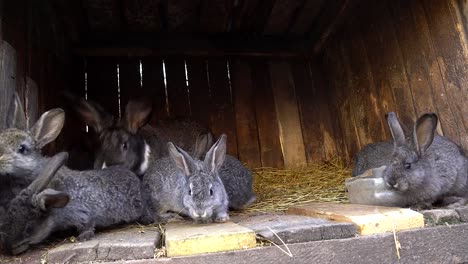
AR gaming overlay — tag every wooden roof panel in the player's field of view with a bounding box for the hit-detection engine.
[264,0,303,35]
[289,0,325,35]
[123,0,162,32]
[84,0,121,32]
[167,0,202,32]
[199,0,235,33]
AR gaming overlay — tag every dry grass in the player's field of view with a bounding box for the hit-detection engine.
[242,157,351,214]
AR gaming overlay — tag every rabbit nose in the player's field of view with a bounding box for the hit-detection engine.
[192,210,207,218]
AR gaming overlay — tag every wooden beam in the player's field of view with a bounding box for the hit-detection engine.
[74,35,309,58]
[125,223,468,264]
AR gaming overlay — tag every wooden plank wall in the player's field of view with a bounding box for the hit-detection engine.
[81,57,339,168]
[322,0,468,162]
[1,0,74,154]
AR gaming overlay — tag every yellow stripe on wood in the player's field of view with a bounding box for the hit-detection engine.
[288,202,424,235]
[165,221,256,257]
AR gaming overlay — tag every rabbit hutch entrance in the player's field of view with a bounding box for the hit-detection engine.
[1,0,468,263]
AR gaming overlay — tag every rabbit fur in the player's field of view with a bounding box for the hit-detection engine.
[382,112,468,209]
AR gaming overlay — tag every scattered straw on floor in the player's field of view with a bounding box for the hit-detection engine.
[242,157,351,214]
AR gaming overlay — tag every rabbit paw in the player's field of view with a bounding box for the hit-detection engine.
[214,212,230,223]
[77,230,95,241]
[442,196,466,209]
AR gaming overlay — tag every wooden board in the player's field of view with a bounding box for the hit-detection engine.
[83,0,121,32]
[164,58,190,118]
[289,0,325,35]
[308,62,342,160]
[251,60,284,168]
[263,0,302,35]
[206,59,238,157]
[143,223,468,264]
[387,1,438,118]
[407,0,463,145]
[345,25,387,144]
[118,58,141,109]
[167,0,201,32]
[122,0,162,32]
[421,0,468,150]
[85,57,119,117]
[0,40,16,129]
[141,57,167,123]
[185,57,211,126]
[230,59,261,168]
[269,60,306,168]
[25,76,39,129]
[199,0,234,33]
[291,61,324,162]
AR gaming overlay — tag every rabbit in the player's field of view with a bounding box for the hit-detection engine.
[351,113,412,177]
[0,92,29,209]
[193,134,256,210]
[63,92,213,176]
[352,141,393,176]
[382,112,468,209]
[0,109,145,255]
[142,134,231,223]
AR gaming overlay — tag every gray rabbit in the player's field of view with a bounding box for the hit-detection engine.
[0,109,145,255]
[193,134,256,210]
[382,112,468,209]
[143,135,233,223]
[352,113,412,177]
[1,92,35,209]
[63,92,213,176]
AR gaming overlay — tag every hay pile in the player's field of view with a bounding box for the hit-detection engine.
[244,157,351,213]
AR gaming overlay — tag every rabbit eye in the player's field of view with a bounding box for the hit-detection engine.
[188,189,192,196]
[209,188,213,196]
[18,144,28,154]
[122,142,128,150]
[404,163,411,169]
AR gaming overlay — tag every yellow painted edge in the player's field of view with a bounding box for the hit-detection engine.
[166,230,256,257]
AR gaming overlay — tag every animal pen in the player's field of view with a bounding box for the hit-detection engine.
[0,0,467,263]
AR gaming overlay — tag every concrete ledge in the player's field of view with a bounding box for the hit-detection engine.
[165,221,256,257]
[47,227,160,263]
[421,209,460,226]
[236,214,357,244]
[103,223,468,264]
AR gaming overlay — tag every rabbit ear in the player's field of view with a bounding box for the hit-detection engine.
[123,99,152,134]
[63,92,113,134]
[30,109,65,149]
[28,152,68,193]
[193,131,214,160]
[33,189,69,211]
[168,142,196,176]
[386,112,406,147]
[204,134,227,173]
[413,113,437,156]
[6,92,27,130]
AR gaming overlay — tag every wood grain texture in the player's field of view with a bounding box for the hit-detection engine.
[251,60,284,168]
[199,0,234,33]
[141,57,167,123]
[164,58,190,118]
[421,0,468,150]
[230,59,261,168]
[264,0,302,35]
[207,59,238,157]
[118,58,141,109]
[186,58,211,126]
[0,40,16,129]
[127,223,468,264]
[269,60,306,167]
[86,57,119,116]
[291,61,324,162]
